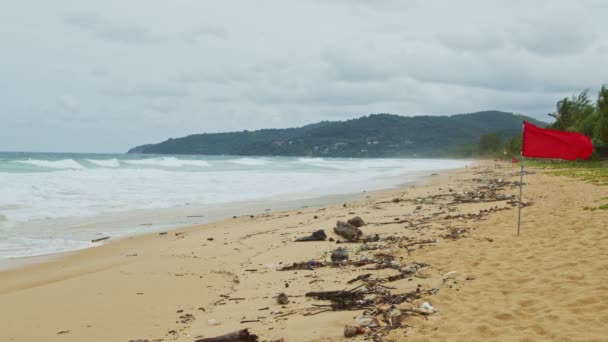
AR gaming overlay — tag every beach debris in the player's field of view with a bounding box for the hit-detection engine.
[195,329,259,342]
[347,273,372,284]
[356,312,380,327]
[159,232,168,235]
[278,260,325,271]
[295,229,327,241]
[399,239,436,250]
[347,216,365,227]
[441,227,468,240]
[412,301,437,315]
[330,247,349,262]
[264,263,283,270]
[386,307,403,327]
[334,221,363,241]
[207,318,222,326]
[91,236,110,243]
[363,234,380,243]
[179,313,195,324]
[276,293,289,305]
[57,330,70,335]
[306,289,364,302]
[129,340,149,342]
[344,325,366,337]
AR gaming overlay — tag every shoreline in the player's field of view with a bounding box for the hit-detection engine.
[0,166,451,270]
[1,161,606,341]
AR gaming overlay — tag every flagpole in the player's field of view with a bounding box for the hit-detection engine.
[517,156,524,236]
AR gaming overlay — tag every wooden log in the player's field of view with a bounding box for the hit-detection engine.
[91,236,110,243]
[305,290,362,301]
[195,329,258,342]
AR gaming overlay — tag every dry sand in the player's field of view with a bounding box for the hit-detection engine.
[0,162,606,342]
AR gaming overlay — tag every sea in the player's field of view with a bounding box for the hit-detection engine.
[0,152,469,261]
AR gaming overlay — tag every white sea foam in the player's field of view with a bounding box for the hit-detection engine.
[0,236,93,259]
[86,158,120,168]
[14,159,84,169]
[0,155,469,259]
[296,157,325,163]
[228,158,268,166]
[123,157,211,167]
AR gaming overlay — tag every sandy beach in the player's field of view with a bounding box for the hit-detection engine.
[1,162,606,342]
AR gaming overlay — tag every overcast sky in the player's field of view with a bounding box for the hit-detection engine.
[2,0,608,153]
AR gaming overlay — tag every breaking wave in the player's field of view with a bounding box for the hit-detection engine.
[14,159,84,169]
[122,157,211,168]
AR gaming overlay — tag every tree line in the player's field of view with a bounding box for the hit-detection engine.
[477,84,608,159]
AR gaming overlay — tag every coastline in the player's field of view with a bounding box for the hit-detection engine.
[0,156,466,263]
[0,166,444,270]
[1,162,606,341]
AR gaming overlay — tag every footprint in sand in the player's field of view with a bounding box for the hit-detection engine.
[493,312,515,321]
[517,299,537,307]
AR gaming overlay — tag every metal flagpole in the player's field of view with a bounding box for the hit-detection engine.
[517,156,524,236]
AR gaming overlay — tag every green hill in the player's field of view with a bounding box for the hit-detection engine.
[128,111,546,157]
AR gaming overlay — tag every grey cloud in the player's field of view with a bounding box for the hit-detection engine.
[103,85,189,98]
[249,80,402,106]
[510,4,597,56]
[437,30,505,52]
[185,25,229,43]
[65,13,162,45]
[146,101,179,114]
[323,50,394,83]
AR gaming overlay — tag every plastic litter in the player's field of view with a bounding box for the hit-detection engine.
[356,313,379,327]
[330,247,349,262]
[344,325,366,337]
[413,301,437,315]
[207,318,222,326]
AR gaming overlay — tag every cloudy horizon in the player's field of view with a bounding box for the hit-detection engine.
[2,0,608,153]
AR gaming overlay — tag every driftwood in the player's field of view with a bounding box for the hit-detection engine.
[372,219,409,226]
[91,236,110,243]
[305,290,362,301]
[195,329,258,342]
[347,273,372,284]
[278,261,325,271]
[399,239,436,249]
[334,221,363,241]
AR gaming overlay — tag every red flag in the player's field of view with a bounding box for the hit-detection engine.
[522,121,593,160]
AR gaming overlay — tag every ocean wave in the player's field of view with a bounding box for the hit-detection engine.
[86,158,120,168]
[228,158,268,166]
[123,157,211,168]
[0,236,93,259]
[14,159,84,169]
[296,157,325,164]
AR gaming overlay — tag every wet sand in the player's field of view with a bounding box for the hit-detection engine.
[1,162,606,341]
